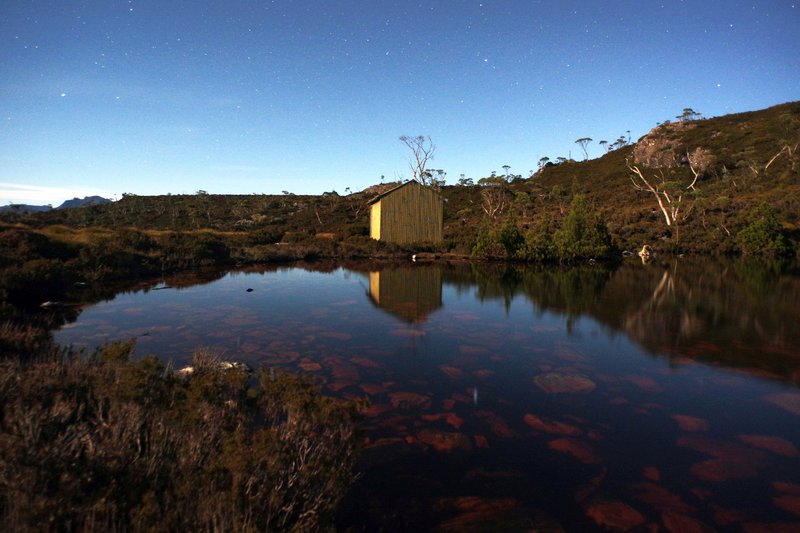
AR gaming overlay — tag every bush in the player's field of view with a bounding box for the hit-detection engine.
[0,259,76,307]
[471,223,502,260]
[345,223,369,238]
[0,343,360,532]
[497,215,526,259]
[524,219,557,262]
[553,195,614,261]
[736,203,791,257]
[0,228,77,267]
[118,228,157,252]
[245,228,284,246]
[158,232,232,270]
[472,215,526,260]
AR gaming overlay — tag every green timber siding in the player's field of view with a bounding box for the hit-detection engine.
[369,182,443,244]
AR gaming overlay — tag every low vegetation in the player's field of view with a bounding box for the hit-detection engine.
[0,342,361,532]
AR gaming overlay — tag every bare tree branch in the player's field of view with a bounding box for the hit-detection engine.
[685,147,713,190]
[627,161,673,226]
[399,135,436,185]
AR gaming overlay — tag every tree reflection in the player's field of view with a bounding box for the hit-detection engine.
[445,258,800,380]
[599,258,800,379]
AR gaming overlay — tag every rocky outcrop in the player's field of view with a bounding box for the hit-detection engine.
[632,121,695,168]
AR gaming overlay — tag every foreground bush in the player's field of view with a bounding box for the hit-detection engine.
[0,343,360,532]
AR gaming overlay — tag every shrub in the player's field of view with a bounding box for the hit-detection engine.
[0,343,360,532]
[158,232,232,270]
[0,321,55,361]
[345,223,369,238]
[471,223,502,260]
[497,215,526,259]
[245,228,284,246]
[0,259,76,307]
[281,231,316,244]
[736,203,791,257]
[472,216,526,260]
[118,228,156,252]
[524,219,557,262]
[553,195,615,261]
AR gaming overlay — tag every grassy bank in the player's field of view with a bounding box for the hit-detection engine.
[0,341,361,532]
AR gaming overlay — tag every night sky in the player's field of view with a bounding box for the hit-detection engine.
[2,1,799,205]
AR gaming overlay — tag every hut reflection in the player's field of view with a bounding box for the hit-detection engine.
[368,266,443,323]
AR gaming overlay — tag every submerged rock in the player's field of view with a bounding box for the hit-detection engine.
[416,429,472,452]
[766,392,800,416]
[671,414,710,432]
[738,434,800,458]
[534,372,596,394]
[584,500,645,531]
[678,435,764,482]
[388,392,431,410]
[176,360,252,377]
[523,413,582,436]
[548,437,601,464]
[661,510,715,533]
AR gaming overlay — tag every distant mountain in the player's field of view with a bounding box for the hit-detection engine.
[57,196,112,209]
[1,196,111,215]
[0,204,53,214]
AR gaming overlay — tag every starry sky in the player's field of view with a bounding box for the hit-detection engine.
[1,1,799,205]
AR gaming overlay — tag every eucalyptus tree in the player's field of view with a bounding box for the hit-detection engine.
[677,108,702,122]
[399,135,436,185]
[626,153,709,240]
[538,156,550,170]
[575,137,592,160]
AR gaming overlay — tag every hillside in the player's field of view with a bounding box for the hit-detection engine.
[2,101,799,257]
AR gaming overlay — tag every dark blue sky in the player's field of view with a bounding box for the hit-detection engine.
[2,1,799,204]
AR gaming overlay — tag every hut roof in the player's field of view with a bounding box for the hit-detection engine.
[367,180,439,205]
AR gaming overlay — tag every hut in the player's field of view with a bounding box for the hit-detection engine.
[369,181,443,244]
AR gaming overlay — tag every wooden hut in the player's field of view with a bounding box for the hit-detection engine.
[369,181,443,244]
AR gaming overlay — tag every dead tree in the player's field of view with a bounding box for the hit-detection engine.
[399,135,436,185]
[479,181,509,220]
[626,159,697,240]
[765,143,799,172]
[685,147,714,190]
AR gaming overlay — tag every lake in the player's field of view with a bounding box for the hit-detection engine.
[55,258,800,531]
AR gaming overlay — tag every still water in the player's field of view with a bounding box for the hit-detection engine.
[56,259,800,531]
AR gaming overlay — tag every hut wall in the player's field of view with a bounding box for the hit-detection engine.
[373,183,442,244]
[370,201,382,240]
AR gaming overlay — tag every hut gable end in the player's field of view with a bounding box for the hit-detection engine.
[369,181,443,244]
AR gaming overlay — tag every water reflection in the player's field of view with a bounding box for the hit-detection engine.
[367,266,443,323]
[596,258,800,379]
[52,258,800,531]
[54,259,800,382]
[447,259,800,381]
